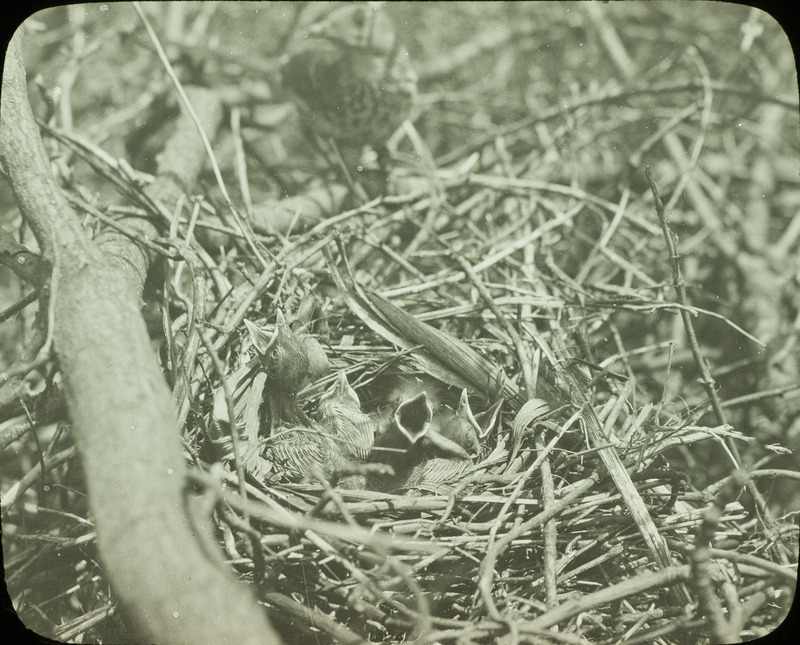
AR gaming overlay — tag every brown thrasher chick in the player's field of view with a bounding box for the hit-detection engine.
[261,371,375,486]
[317,370,375,464]
[400,390,504,493]
[367,390,480,493]
[280,4,417,154]
[397,390,478,494]
[245,311,310,426]
[389,379,476,460]
[433,389,504,457]
[367,391,432,492]
[261,423,345,484]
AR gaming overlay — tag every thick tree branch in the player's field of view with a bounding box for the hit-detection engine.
[0,28,280,645]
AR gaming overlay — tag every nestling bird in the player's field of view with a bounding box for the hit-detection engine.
[436,389,481,454]
[245,311,308,391]
[280,3,418,153]
[245,311,310,426]
[368,391,433,491]
[258,370,377,487]
[261,424,345,483]
[398,390,503,493]
[367,390,482,492]
[317,370,375,463]
[387,379,483,459]
[401,456,473,494]
[433,389,504,458]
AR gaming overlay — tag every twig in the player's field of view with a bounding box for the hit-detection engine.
[262,591,368,645]
[689,470,746,643]
[230,108,254,216]
[436,81,798,167]
[645,168,730,434]
[648,168,789,558]
[477,475,599,621]
[1,446,77,508]
[0,290,38,322]
[132,2,269,270]
[453,253,560,609]
[524,564,692,631]
[198,329,248,506]
[548,329,694,606]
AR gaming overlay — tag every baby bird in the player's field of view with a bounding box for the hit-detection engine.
[368,391,433,491]
[433,389,504,457]
[400,457,472,494]
[260,371,377,487]
[261,424,343,483]
[401,390,503,493]
[245,311,308,392]
[317,371,375,464]
[245,311,310,426]
[435,389,482,454]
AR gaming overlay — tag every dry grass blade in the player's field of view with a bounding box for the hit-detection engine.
[366,289,519,401]
[550,332,693,606]
[326,242,519,403]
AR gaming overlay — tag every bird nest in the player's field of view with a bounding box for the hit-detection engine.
[185,178,794,644]
[2,4,798,645]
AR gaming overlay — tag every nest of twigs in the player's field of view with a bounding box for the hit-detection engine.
[2,3,798,644]
[185,185,796,644]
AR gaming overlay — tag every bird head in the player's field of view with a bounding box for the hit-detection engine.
[320,370,361,411]
[393,390,433,444]
[244,311,309,392]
